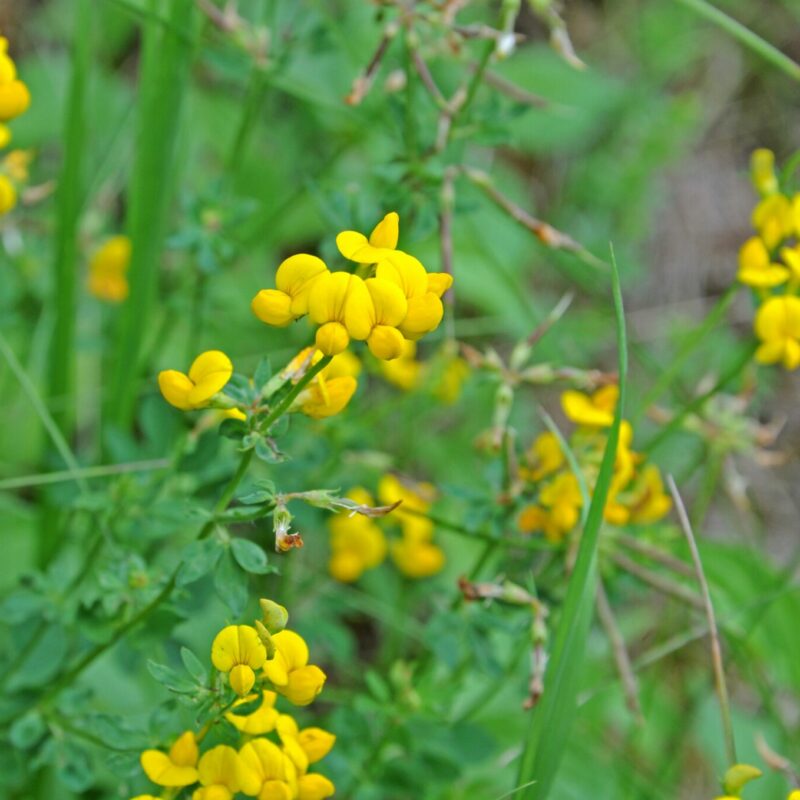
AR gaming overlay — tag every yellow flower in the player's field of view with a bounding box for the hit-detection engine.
[538,471,583,542]
[736,237,788,288]
[88,235,131,302]
[379,339,422,390]
[140,730,199,788]
[193,745,241,800]
[251,254,329,327]
[158,350,234,411]
[750,148,778,196]
[237,738,297,800]
[225,690,279,734]
[626,464,671,524]
[0,123,11,148]
[754,295,800,370]
[264,630,326,706]
[562,385,618,427]
[390,538,445,578]
[345,276,408,360]
[308,271,370,355]
[521,432,564,482]
[328,489,387,582]
[2,148,32,182]
[336,210,400,264]
[273,717,335,798]
[787,791,800,800]
[376,252,451,340]
[211,625,268,696]
[290,347,360,419]
[378,473,435,539]
[0,173,15,215]
[752,193,793,250]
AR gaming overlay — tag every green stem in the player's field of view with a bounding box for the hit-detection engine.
[108,0,198,429]
[227,65,271,173]
[49,0,92,435]
[259,356,331,432]
[676,0,800,83]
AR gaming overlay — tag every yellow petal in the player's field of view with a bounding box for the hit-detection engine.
[390,539,445,579]
[336,230,372,262]
[211,625,267,673]
[271,630,309,671]
[0,174,15,215]
[328,550,364,582]
[281,735,309,774]
[299,375,357,418]
[192,787,233,800]
[141,747,199,787]
[170,731,199,767]
[275,254,328,313]
[297,728,336,764]
[365,278,408,327]
[367,325,406,360]
[297,774,335,800]
[0,80,31,123]
[369,211,399,249]
[225,691,279,734]
[280,664,327,706]
[315,321,350,356]
[252,289,294,327]
[427,272,453,298]
[230,664,256,696]
[751,148,778,196]
[398,293,444,339]
[158,370,195,410]
[187,350,234,405]
[755,340,785,365]
[377,252,428,298]
[737,266,789,288]
[561,389,614,427]
[198,745,241,792]
[780,245,800,279]
[784,338,800,370]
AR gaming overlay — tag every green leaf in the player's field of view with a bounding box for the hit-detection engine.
[55,741,94,792]
[229,694,262,716]
[214,550,248,616]
[231,538,272,574]
[9,711,46,750]
[219,418,249,440]
[516,246,628,800]
[237,481,276,505]
[254,357,272,390]
[146,660,196,694]
[180,646,208,684]
[177,536,224,587]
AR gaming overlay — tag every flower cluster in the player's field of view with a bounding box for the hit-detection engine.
[88,235,132,302]
[737,149,800,370]
[0,34,31,216]
[517,386,671,542]
[328,474,445,581]
[134,599,335,800]
[252,212,453,360]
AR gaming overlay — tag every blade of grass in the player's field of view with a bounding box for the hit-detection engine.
[108,0,198,430]
[48,0,93,434]
[676,0,800,83]
[515,245,628,799]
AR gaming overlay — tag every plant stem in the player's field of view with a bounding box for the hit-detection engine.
[676,0,800,83]
[667,475,737,766]
[108,0,198,429]
[49,0,92,435]
[260,356,331,431]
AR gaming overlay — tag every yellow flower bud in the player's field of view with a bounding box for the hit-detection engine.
[737,236,789,288]
[252,288,294,326]
[297,727,336,764]
[282,665,327,706]
[722,763,762,796]
[260,598,289,633]
[561,385,618,427]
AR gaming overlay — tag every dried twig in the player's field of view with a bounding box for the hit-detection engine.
[610,551,705,611]
[596,581,642,718]
[345,27,398,106]
[667,474,737,766]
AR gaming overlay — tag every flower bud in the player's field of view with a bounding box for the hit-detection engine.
[722,763,762,796]
[259,598,289,634]
[254,620,276,659]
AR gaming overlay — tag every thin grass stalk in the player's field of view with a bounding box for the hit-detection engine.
[676,0,800,82]
[515,247,628,799]
[48,0,93,434]
[108,0,197,429]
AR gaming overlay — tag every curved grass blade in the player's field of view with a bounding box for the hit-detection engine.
[515,245,628,799]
